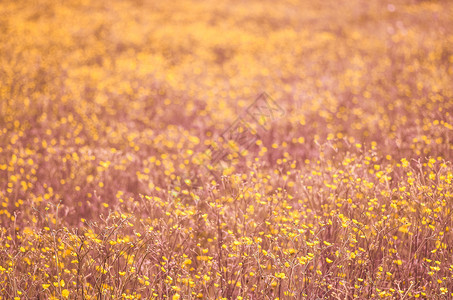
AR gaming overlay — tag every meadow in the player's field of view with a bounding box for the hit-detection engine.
[1,0,453,298]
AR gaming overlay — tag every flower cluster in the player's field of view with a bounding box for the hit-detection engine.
[1,0,452,298]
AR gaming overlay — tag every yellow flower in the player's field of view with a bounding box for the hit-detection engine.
[183,259,192,266]
[401,158,409,168]
[326,258,333,263]
[62,289,69,298]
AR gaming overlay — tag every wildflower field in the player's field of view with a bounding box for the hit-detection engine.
[1,0,453,298]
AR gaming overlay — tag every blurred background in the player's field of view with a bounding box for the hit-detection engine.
[1,0,452,217]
